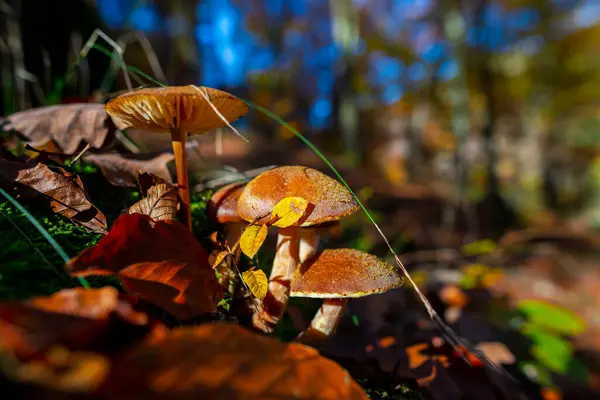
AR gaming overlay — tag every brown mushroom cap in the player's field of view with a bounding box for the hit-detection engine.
[291,249,403,298]
[207,182,246,224]
[104,85,248,134]
[237,166,359,227]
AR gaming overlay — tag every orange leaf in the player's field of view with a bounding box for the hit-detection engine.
[66,214,222,319]
[0,287,149,360]
[101,323,368,399]
[119,261,221,320]
[239,224,268,259]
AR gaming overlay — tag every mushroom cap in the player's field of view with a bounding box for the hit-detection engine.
[291,249,403,298]
[207,182,246,224]
[236,166,359,227]
[104,85,248,134]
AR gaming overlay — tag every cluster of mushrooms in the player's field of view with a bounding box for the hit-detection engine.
[105,85,403,345]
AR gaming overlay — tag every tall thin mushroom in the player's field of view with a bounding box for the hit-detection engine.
[291,248,404,346]
[236,166,359,332]
[105,85,248,230]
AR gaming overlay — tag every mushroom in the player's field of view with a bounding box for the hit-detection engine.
[105,85,248,230]
[291,248,404,345]
[236,166,359,332]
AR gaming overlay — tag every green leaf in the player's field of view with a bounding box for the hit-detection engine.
[522,324,573,373]
[517,299,586,336]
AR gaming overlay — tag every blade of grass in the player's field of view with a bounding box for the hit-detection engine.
[0,188,89,288]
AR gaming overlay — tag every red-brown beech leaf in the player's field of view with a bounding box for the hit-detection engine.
[1,104,117,155]
[101,323,368,399]
[0,287,148,361]
[0,158,107,233]
[66,214,222,319]
[84,152,174,188]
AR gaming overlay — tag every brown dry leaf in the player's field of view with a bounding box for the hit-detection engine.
[239,224,268,259]
[100,323,368,399]
[271,196,310,228]
[241,269,268,300]
[129,173,178,221]
[84,152,174,188]
[0,159,107,233]
[1,104,117,154]
[2,345,111,394]
[66,213,222,319]
[0,287,149,360]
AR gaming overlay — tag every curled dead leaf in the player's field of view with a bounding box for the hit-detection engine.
[100,323,368,399]
[66,214,222,319]
[1,104,116,155]
[129,173,178,221]
[0,159,107,233]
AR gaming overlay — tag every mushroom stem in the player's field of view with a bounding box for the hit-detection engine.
[297,298,349,346]
[299,228,319,263]
[252,227,300,333]
[170,129,192,231]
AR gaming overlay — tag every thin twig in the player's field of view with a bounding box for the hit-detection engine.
[70,143,92,164]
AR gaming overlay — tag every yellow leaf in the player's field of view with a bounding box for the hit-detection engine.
[209,250,229,270]
[270,197,309,228]
[239,224,268,259]
[242,269,268,300]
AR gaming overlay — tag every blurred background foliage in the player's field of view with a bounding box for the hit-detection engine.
[3,0,600,236]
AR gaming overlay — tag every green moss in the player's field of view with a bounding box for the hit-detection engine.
[0,200,119,301]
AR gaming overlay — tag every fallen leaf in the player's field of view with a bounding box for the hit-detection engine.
[271,196,310,228]
[129,174,178,222]
[118,261,220,320]
[242,269,268,300]
[27,287,147,326]
[1,104,117,154]
[100,323,368,399]
[0,287,148,360]
[84,152,174,188]
[239,224,268,259]
[0,158,107,233]
[2,345,111,394]
[66,214,222,319]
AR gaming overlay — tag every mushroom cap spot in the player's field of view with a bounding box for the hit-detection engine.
[291,249,403,298]
[104,85,249,135]
[207,182,246,224]
[236,166,359,226]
